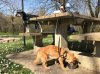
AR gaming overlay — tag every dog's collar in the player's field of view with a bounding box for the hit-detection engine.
[57,51,67,59]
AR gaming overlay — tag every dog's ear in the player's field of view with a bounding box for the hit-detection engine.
[77,59,81,64]
[75,58,81,64]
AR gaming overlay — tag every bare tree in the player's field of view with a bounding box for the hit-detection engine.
[0,0,21,34]
[69,0,100,17]
[87,0,100,17]
[33,0,69,15]
[0,0,20,15]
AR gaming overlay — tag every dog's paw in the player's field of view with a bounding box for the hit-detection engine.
[33,60,38,65]
[62,68,67,71]
[62,67,68,71]
[45,67,50,70]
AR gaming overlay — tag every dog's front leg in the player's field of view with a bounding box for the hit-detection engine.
[42,62,50,69]
[58,57,66,70]
[58,57,64,68]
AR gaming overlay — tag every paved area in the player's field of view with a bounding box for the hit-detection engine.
[6,50,100,74]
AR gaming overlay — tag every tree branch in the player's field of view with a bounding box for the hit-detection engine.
[87,0,95,17]
[95,0,100,18]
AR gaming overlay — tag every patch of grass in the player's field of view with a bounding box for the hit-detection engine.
[0,35,54,74]
[43,35,53,46]
[0,37,33,74]
[0,32,19,38]
[0,57,33,74]
[0,32,12,35]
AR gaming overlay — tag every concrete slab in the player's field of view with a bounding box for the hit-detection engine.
[6,50,100,74]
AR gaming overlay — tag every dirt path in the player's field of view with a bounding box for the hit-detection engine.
[6,50,99,74]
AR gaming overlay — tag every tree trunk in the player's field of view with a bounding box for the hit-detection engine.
[87,0,100,18]
[95,0,100,18]
[87,0,95,17]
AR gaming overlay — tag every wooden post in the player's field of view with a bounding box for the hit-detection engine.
[11,16,15,35]
[22,0,26,47]
[32,36,35,49]
[22,0,24,11]
[82,22,92,33]
[54,19,68,48]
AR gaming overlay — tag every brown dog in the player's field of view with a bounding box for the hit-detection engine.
[33,45,78,70]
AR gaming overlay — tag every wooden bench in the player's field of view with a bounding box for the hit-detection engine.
[19,32,54,48]
[68,32,100,41]
[19,33,42,36]
[0,38,20,43]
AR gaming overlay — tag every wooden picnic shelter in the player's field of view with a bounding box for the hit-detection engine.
[25,12,100,49]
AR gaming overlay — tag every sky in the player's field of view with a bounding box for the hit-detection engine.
[0,0,42,15]
[0,0,99,16]
[0,0,88,15]
[24,0,39,13]
[23,0,54,14]
[20,0,51,13]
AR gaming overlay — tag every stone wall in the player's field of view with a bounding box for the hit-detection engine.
[72,41,100,72]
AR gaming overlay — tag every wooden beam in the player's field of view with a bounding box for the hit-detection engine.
[68,32,100,41]
[30,12,71,21]
[19,33,42,36]
[30,12,100,22]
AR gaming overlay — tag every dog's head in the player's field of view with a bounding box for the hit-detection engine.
[63,51,80,69]
[67,59,80,69]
